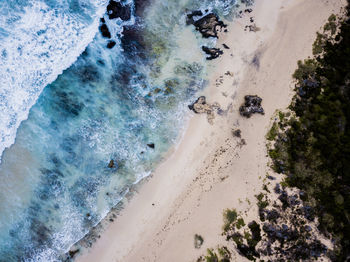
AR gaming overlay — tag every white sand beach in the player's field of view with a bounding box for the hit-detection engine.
[77,0,346,261]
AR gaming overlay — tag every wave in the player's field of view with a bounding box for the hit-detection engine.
[0,0,245,261]
[0,0,108,163]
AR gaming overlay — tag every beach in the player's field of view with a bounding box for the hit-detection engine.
[76,0,346,261]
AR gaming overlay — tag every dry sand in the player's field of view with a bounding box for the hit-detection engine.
[77,0,346,261]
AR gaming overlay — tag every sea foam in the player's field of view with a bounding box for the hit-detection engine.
[0,0,107,163]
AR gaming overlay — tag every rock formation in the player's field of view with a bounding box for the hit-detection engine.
[187,12,227,38]
[107,0,131,21]
[202,46,223,60]
[239,95,264,118]
[188,96,221,124]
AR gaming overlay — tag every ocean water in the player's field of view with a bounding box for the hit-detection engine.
[0,0,244,261]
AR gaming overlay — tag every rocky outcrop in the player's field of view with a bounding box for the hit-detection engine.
[99,23,111,38]
[239,95,264,118]
[107,0,131,21]
[188,13,227,38]
[201,46,223,60]
[186,10,203,25]
[188,96,221,124]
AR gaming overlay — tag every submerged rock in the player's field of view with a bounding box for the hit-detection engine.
[108,160,115,168]
[189,13,227,38]
[239,95,264,118]
[202,46,223,60]
[107,40,116,49]
[147,143,155,149]
[107,0,131,21]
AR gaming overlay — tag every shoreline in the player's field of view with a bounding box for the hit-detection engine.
[76,0,345,261]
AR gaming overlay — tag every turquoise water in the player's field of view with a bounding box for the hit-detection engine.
[0,0,246,261]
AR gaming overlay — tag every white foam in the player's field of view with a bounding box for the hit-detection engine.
[0,0,108,163]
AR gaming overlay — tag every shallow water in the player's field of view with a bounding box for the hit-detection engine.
[0,0,246,261]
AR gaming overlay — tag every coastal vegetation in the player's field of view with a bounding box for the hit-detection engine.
[268,5,350,260]
[197,2,350,261]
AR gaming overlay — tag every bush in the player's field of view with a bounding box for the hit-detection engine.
[223,209,237,232]
[269,8,350,259]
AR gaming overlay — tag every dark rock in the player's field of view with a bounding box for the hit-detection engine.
[107,0,131,21]
[245,8,253,13]
[222,43,230,49]
[274,183,281,194]
[262,223,277,240]
[304,225,312,232]
[121,25,147,60]
[267,175,276,180]
[108,160,115,168]
[266,209,280,222]
[100,18,105,23]
[190,13,227,38]
[239,95,264,118]
[303,206,315,221]
[147,143,155,149]
[186,10,203,25]
[232,129,242,138]
[278,191,289,209]
[288,194,300,206]
[134,0,151,16]
[107,40,116,49]
[250,17,254,23]
[188,96,206,113]
[68,249,80,259]
[202,46,223,60]
[100,24,111,38]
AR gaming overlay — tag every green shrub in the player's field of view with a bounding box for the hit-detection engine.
[269,9,350,259]
[223,209,237,232]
